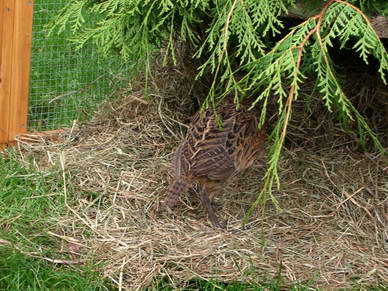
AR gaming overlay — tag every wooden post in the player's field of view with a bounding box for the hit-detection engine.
[0,0,34,146]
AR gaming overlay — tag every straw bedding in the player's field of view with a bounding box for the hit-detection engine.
[14,68,388,289]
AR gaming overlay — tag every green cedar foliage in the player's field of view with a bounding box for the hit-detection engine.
[49,0,388,218]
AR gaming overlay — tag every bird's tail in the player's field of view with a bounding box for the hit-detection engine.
[162,176,191,208]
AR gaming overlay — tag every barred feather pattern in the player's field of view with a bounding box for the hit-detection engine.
[163,99,267,227]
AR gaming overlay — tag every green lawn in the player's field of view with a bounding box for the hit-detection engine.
[0,150,313,290]
[150,277,315,290]
[0,248,108,290]
[0,151,110,290]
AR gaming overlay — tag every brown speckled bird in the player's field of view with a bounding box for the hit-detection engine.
[163,98,267,228]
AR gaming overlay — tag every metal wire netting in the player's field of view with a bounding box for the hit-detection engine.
[28,0,130,130]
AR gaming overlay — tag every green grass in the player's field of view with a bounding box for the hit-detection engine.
[0,152,311,290]
[0,151,111,290]
[1,141,384,291]
[151,278,388,290]
[0,247,109,291]
[0,151,61,243]
[29,0,130,130]
[149,277,317,290]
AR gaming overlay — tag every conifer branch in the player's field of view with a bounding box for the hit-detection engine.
[48,0,388,222]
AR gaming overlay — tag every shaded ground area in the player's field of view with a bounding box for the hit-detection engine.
[14,73,387,288]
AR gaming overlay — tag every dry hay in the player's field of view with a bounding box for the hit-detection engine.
[14,81,388,289]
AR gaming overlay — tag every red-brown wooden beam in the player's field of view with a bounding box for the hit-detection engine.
[0,0,34,147]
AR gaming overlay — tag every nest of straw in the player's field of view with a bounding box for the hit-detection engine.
[15,61,388,289]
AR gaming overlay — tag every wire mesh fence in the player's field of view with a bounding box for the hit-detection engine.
[28,0,130,131]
